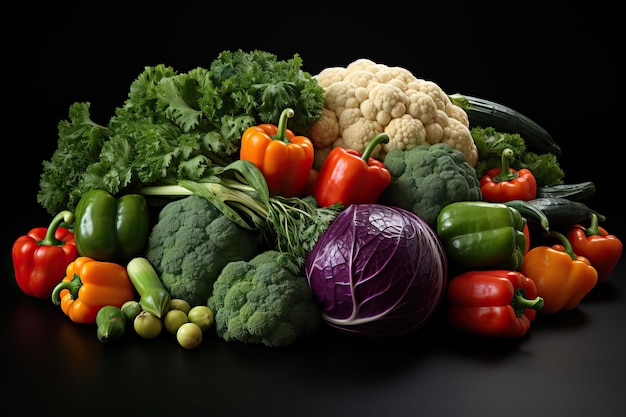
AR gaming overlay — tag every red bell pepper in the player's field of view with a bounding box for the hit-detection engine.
[480,148,537,202]
[240,108,314,197]
[12,210,79,299]
[566,213,623,284]
[313,133,391,208]
[447,269,544,338]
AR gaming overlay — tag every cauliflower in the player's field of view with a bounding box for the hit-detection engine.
[378,143,482,229]
[144,195,263,307]
[207,250,322,347]
[309,58,478,169]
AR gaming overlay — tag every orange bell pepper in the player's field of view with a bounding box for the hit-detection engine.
[51,256,136,324]
[240,108,314,197]
[521,231,598,314]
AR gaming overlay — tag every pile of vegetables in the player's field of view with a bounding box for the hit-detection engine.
[10,52,624,349]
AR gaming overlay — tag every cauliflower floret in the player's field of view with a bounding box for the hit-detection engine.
[382,114,427,156]
[337,107,362,131]
[362,83,407,125]
[324,80,360,116]
[343,69,378,89]
[440,117,479,166]
[405,90,437,125]
[346,58,382,73]
[446,102,470,128]
[308,108,339,149]
[414,79,451,111]
[335,117,384,160]
[375,66,418,87]
[308,59,478,167]
[315,67,348,88]
[424,109,449,144]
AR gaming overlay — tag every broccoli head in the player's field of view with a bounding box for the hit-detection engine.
[145,195,262,307]
[379,143,482,229]
[207,250,322,348]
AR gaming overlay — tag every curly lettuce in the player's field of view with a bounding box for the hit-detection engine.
[37,50,325,215]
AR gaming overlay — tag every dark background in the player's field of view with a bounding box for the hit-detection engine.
[8,4,623,241]
[4,4,625,417]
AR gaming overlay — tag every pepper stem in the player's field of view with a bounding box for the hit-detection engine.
[38,210,74,247]
[584,213,601,237]
[361,133,389,162]
[273,108,295,143]
[547,230,577,260]
[512,288,544,317]
[51,273,82,306]
[493,148,519,182]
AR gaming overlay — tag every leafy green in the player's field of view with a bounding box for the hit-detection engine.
[471,126,564,186]
[37,50,325,215]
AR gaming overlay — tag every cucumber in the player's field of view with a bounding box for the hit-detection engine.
[96,305,126,343]
[449,93,561,157]
[502,199,550,232]
[523,197,606,229]
[536,181,596,202]
[126,257,171,318]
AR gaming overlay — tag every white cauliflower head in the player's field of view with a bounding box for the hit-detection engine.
[308,59,478,168]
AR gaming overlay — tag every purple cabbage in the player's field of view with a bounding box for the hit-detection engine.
[305,204,448,337]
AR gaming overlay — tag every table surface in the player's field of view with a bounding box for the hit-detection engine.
[3,255,625,417]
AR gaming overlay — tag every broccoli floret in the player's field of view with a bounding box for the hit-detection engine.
[379,143,482,229]
[207,250,322,347]
[145,195,262,307]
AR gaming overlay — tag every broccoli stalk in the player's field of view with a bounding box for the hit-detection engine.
[139,159,341,266]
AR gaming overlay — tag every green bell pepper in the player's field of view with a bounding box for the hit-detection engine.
[74,190,150,263]
[436,201,527,271]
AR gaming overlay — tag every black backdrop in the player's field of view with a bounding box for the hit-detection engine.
[9,4,622,242]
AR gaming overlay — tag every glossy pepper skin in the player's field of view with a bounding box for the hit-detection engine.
[436,201,527,271]
[521,231,598,314]
[480,148,537,202]
[12,210,78,299]
[567,213,623,284]
[74,189,150,263]
[447,270,544,338]
[240,108,314,197]
[313,133,391,208]
[51,256,136,324]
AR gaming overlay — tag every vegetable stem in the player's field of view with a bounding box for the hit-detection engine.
[361,133,389,162]
[38,210,74,246]
[512,289,544,317]
[493,148,518,182]
[273,108,295,144]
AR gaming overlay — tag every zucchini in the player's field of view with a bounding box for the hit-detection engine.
[536,181,596,202]
[126,257,171,318]
[449,93,562,157]
[96,305,126,343]
[523,197,606,229]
